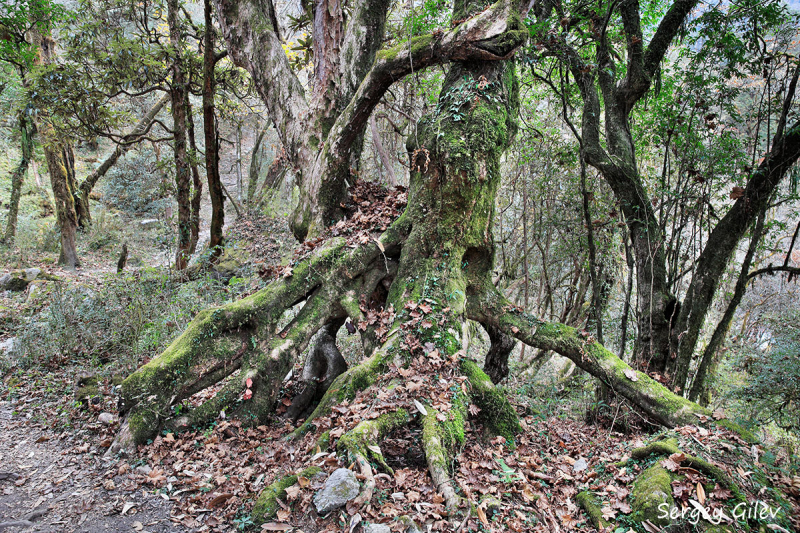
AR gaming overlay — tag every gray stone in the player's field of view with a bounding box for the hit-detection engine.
[0,337,18,360]
[98,412,116,425]
[572,457,588,472]
[135,465,152,476]
[364,525,391,533]
[313,468,359,515]
[25,280,47,302]
[140,219,160,229]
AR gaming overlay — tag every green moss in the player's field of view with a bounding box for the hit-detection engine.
[631,464,674,526]
[421,409,451,471]
[316,430,331,451]
[377,34,434,61]
[629,438,681,461]
[74,384,99,403]
[460,359,520,441]
[576,491,612,529]
[338,410,410,473]
[715,419,757,443]
[251,466,322,524]
[338,410,409,455]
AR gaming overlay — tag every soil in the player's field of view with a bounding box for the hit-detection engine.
[0,403,188,533]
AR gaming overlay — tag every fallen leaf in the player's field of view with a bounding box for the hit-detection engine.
[209,493,233,508]
[477,505,489,526]
[623,368,639,382]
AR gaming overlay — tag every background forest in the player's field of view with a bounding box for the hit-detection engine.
[1,0,800,531]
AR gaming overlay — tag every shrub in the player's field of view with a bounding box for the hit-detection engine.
[101,148,172,215]
[732,312,800,434]
[14,269,251,371]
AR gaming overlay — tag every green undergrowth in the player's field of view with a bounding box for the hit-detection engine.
[599,430,795,532]
[4,268,261,374]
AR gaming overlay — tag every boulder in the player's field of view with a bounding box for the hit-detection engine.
[0,268,41,292]
[98,412,117,425]
[313,468,360,515]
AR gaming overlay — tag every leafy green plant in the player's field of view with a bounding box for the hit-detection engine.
[732,312,800,434]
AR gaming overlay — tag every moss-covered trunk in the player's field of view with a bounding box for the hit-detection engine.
[168,0,191,270]
[3,110,35,243]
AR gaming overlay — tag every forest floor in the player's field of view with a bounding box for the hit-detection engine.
[0,360,638,533]
[4,356,797,533]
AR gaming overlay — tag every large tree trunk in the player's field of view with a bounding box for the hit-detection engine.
[45,141,80,268]
[204,0,225,261]
[31,32,81,268]
[168,0,191,270]
[112,0,529,462]
[3,111,35,243]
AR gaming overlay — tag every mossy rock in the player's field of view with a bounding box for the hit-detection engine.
[251,466,322,524]
[631,464,674,526]
[74,384,100,406]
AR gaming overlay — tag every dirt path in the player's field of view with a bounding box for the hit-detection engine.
[0,402,189,533]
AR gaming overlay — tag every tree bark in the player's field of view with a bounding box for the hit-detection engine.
[687,209,766,404]
[204,0,224,261]
[187,98,203,255]
[168,0,191,270]
[3,111,35,243]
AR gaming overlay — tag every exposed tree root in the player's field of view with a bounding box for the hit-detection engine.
[285,320,348,422]
[251,466,322,523]
[460,359,520,441]
[480,323,515,384]
[576,491,612,529]
[337,409,410,506]
[467,285,718,428]
[110,227,408,454]
[421,408,465,514]
[624,438,746,503]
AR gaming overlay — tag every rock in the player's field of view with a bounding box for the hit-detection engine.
[364,525,391,533]
[135,465,152,476]
[139,219,160,229]
[0,268,41,292]
[0,337,18,357]
[397,516,423,533]
[313,468,360,515]
[572,457,588,472]
[25,280,48,302]
[98,412,116,425]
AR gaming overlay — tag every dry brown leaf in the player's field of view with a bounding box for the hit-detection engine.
[623,368,639,382]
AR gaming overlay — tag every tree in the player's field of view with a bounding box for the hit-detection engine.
[110,0,736,521]
[529,0,800,394]
[0,0,79,265]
